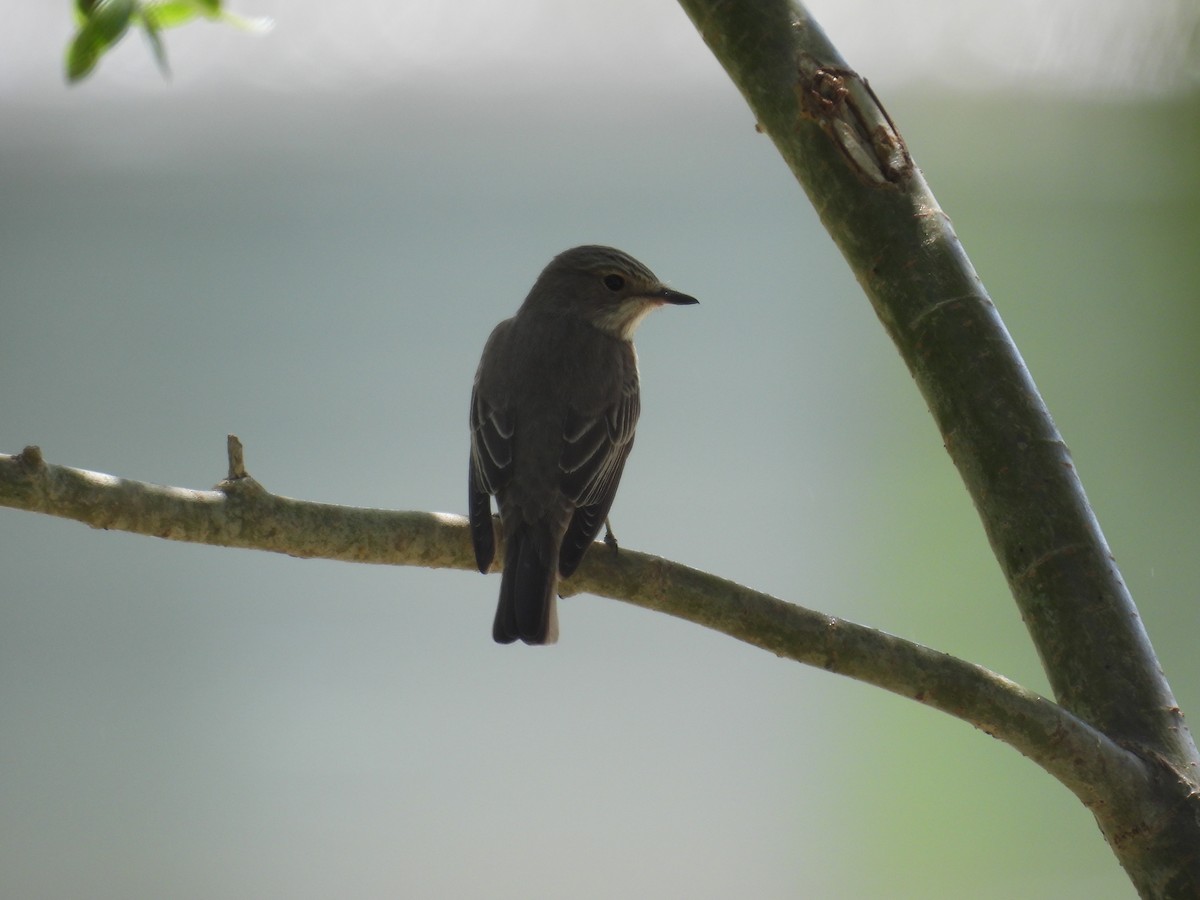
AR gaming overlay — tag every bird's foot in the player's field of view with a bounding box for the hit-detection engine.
[602,518,619,555]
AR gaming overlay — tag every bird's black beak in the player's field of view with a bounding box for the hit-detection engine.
[655,287,699,306]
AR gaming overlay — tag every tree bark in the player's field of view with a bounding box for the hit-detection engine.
[673,1,1200,895]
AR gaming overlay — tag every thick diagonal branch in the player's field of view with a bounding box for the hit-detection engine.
[678,0,1191,760]
[673,2,1200,892]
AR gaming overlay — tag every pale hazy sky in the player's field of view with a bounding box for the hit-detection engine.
[3,0,1197,97]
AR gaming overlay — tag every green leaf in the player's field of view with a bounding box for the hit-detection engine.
[66,0,271,84]
[66,0,137,82]
[136,8,171,78]
[140,1,202,29]
[74,0,102,22]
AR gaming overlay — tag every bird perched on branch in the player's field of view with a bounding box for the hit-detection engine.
[469,245,698,644]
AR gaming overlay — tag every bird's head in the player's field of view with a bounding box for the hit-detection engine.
[525,245,698,340]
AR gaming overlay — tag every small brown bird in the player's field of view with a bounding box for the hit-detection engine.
[469,246,698,644]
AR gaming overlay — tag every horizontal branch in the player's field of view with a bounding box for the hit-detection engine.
[0,442,473,569]
[1,441,1148,810]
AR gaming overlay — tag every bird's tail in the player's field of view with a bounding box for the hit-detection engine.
[494,522,559,645]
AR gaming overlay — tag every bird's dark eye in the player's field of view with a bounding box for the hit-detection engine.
[603,274,625,292]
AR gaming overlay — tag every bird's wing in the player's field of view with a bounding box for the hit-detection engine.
[469,384,514,573]
[557,379,640,577]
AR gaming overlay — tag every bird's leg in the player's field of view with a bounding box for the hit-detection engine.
[602,518,619,554]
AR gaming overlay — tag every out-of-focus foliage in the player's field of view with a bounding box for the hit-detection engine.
[66,0,270,83]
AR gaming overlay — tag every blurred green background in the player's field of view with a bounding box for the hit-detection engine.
[2,2,1197,897]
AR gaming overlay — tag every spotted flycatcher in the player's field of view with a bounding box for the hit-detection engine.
[469,245,698,644]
